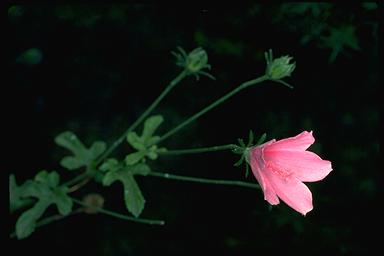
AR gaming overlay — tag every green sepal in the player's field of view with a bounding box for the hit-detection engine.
[256,133,267,145]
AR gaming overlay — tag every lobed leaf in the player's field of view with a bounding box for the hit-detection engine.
[11,171,73,239]
[55,131,106,171]
[102,163,149,217]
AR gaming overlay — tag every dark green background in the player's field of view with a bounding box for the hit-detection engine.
[9,3,380,255]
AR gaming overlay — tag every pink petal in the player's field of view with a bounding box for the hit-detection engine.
[250,146,279,205]
[263,167,313,215]
[266,131,315,152]
[263,150,333,182]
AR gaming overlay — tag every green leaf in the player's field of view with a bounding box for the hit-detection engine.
[102,171,119,186]
[142,115,163,141]
[102,164,148,217]
[55,131,88,159]
[60,156,84,170]
[10,175,34,212]
[321,25,360,63]
[147,151,158,160]
[16,201,48,239]
[125,151,146,166]
[99,158,119,172]
[89,141,107,159]
[126,115,165,166]
[129,163,151,176]
[12,171,73,239]
[127,132,145,151]
[94,171,105,183]
[146,135,160,146]
[22,180,47,198]
[53,187,73,215]
[35,170,60,188]
[55,131,106,170]
[123,175,145,218]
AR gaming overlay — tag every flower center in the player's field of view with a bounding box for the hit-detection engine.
[265,161,292,180]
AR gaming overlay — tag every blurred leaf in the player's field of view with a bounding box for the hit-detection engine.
[129,163,151,176]
[127,132,145,151]
[16,48,43,66]
[55,131,106,170]
[280,3,331,17]
[321,25,360,62]
[362,2,378,11]
[8,5,25,19]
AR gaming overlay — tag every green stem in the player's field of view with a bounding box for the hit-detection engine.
[62,171,89,188]
[96,70,188,165]
[156,75,268,144]
[71,198,165,225]
[159,144,238,155]
[148,171,260,189]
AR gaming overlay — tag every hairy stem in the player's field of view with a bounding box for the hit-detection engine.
[159,144,238,155]
[62,172,89,188]
[156,75,268,144]
[71,198,165,225]
[96,70,188,165]
[148,171,260,189]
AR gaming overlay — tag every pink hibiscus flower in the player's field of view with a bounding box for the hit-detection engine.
[249,131,332,215]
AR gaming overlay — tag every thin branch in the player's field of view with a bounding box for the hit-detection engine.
[148,171,260,190]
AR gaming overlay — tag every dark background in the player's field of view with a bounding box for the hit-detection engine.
[9,3,380,255]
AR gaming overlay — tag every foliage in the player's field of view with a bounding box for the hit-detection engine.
[10,171,72,239]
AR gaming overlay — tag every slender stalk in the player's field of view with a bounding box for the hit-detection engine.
[96,70,188,165]
[62,172,89,188]
[62,164,94,193]
[10,197,164,238]
[71,198,165,225]
[68,177,91,193]
[159,144,238,156]
[148,171,260,189]
[156,75,268,144]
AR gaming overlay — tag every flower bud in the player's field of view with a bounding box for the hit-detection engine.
[266,55,295,80]
[186,47,209,73]
[82,193,105,214]
[265,49,296,80]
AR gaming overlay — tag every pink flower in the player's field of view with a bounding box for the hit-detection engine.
[249,131,332,215]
